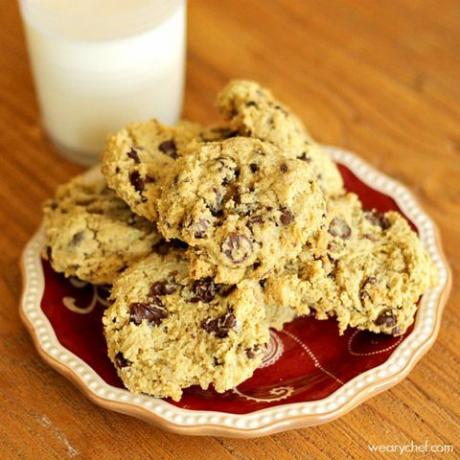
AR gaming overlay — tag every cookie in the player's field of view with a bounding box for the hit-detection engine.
[264,193,437,335]
[157,137,326,284]
[217,79,344,197]
[43,173,161,285]
[102,119,205,221]
[103,248,269,401]
[264,300,297,331]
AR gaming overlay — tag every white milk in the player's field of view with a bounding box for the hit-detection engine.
[20,0,186,164]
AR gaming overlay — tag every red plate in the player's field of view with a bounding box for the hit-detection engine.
[20,147,451,436]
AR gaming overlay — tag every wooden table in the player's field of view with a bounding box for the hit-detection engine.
[1,0,459,458]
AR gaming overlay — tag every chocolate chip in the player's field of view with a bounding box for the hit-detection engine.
[364,276,377,285]
[216,284,237,297]
[375,310,397,328]
[129,171,144,193]
[129,300,167,326]
[253,260,261,270]
[202,308,237,338]
[212,155,229,168]
[70,231,84,247]
[209,189,224,216]
[328,217,352,239]
[191,277,217,303]
[259,279,267,288]
[360,276,377,302]
[150,280,178,296]
[246,344,263,359]
[327,269,337,280]
[327,258,339,279]
[158,139,178,159]
[212,210,224,218]
[232,186,241,205]
[191,218,210,239]
[221,233,253,264]
[279,207,294,225]
[249,163,259,173]
[115,352,130,368]
[127,148,140,163]
[279,163,288,173]
[248,215,264,226]
[246,348,257,359]
[298,152,312,162]
[364,211,391,230]
[214,157,238,181]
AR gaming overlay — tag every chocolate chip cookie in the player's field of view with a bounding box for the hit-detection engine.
[102,119,206,221]
[217,79,344,197]
[157,137,326,284]
[103,248,269,401]
[43,173,161,285]
[264,193,437,335]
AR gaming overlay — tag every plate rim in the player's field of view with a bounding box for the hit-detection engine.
[19,146,452,438]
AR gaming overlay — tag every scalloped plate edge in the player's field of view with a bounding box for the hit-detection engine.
[19,146,452,438]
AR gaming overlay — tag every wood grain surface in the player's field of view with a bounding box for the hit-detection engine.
[1,0,459,458]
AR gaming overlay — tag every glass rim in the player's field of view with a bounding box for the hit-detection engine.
[19,0,184,43]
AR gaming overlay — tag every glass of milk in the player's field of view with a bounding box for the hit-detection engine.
[19,0,186,165]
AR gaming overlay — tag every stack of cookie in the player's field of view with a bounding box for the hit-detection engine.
[43,80,437,401]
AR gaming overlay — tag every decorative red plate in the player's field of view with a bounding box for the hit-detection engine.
[20,147,451,437]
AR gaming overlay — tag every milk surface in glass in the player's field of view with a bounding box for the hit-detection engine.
[20,0,186,164]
